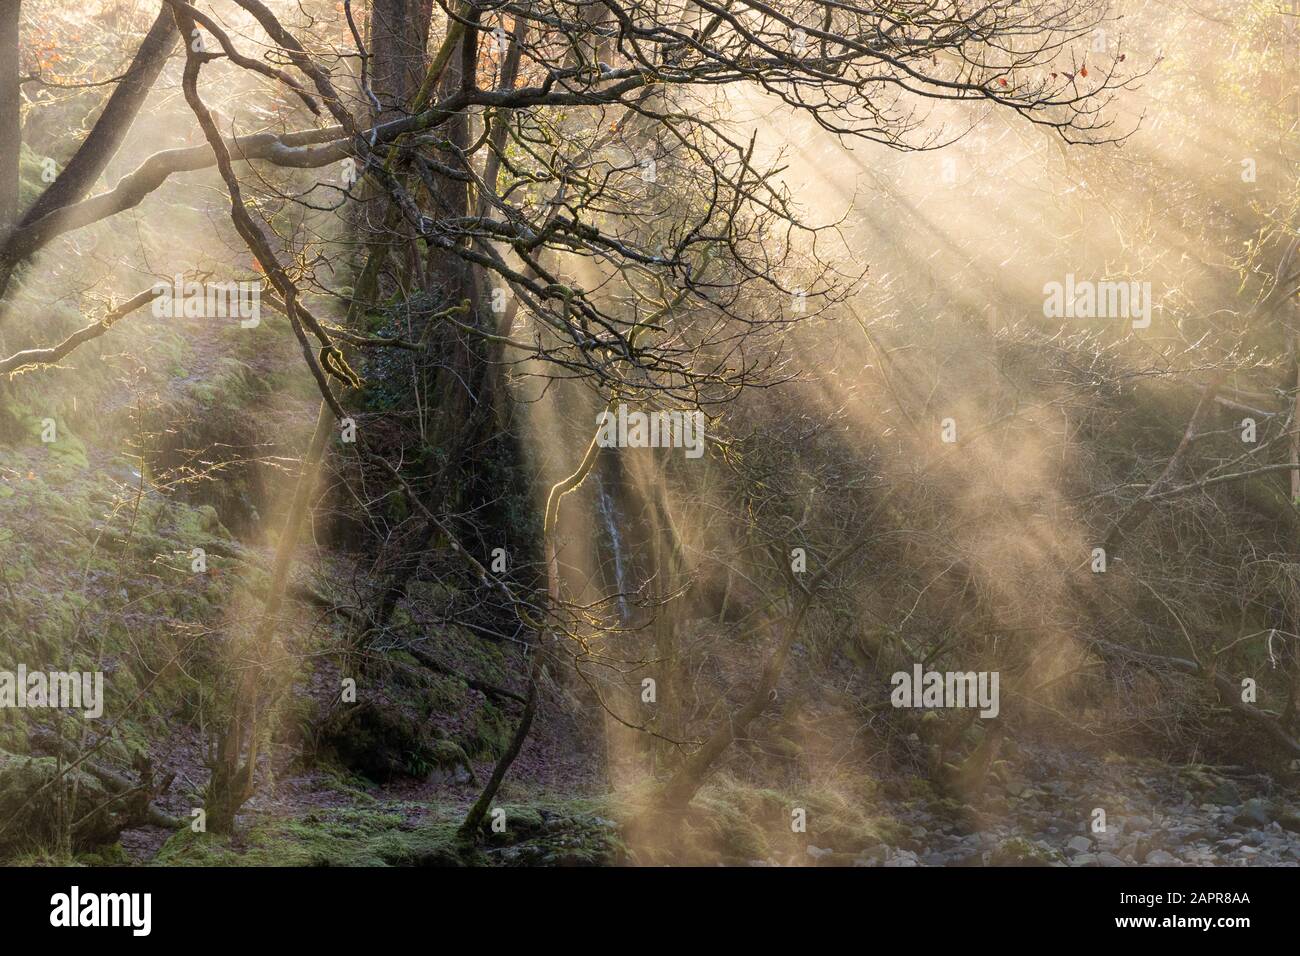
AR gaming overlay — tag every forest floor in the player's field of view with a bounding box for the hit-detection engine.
[110,694,1300,866]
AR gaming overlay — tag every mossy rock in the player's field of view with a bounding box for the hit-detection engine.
[318,700,474,783]
[482,804,625,866]
[318,700,423,782]
[989,837,1061,866]
[0,750,120,858]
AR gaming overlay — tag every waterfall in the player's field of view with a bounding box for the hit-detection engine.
[595,470,631,623]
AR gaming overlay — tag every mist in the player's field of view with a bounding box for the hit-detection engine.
[0,0,1296,895]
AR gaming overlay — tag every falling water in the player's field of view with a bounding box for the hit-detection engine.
[595,469,631,623]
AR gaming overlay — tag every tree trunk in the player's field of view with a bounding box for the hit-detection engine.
[0,5,177,304]
[15,8,176,230]
[0,0,20,237]
[367,0,434,125]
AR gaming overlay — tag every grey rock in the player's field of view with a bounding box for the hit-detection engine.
[1206,780,1242,805]
[1236,798,1272,827]
[1066,835,1092,854]
[1144,849,1179,866]
[857,844,888,862]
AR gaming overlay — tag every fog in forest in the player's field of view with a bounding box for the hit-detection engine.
[0,0,1297,880]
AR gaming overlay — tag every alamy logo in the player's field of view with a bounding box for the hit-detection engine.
[50,886,150,936]
[151,274,261,328]
[595,403,705,458]
[1042,273,1151,328]
[890,664,1000,718]
[0,666,103,718]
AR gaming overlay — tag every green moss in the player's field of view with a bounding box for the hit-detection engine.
[154,807,459,867]
[77,842,133,866]
[12,412,89,470]
[0,750,119,857]
[466,700,512,759]
[319,699,478,782]
[152,800,623,867]
[990,836,1062,866]
[0,454,244,800]
[477,799,625,865]
[488,804,545,837]
[17,143,51,208]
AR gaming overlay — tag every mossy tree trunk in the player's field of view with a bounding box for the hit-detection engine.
[0,0,19,238]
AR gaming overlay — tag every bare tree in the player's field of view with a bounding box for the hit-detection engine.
[0,0,1131,831]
